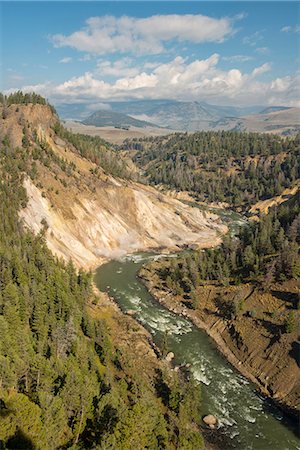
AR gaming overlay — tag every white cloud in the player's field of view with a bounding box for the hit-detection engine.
[51,14,235,55]
[96,58,139,78]
[9,55,299,107]
[251,63,271,77]
[255,47,269,55]
[223,54,253,63]
[59,57,73,64]
[143,61,162,70]
[281,25,300,34]
[243,30,264,47]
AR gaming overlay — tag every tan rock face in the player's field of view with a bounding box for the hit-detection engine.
[20,176,227,269]
[0,104,57,148]
[165,352,175,362]
[141,266,300,415]
[203,414,218,428]
[11,103,227,270]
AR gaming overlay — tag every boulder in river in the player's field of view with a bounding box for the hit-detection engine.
[165,351,175,362]
[203,414,218,429]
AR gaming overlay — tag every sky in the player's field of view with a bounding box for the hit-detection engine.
[1,1,300,107]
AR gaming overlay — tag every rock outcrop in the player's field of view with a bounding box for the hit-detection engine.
[140,268,300,419]
[0,103,227,269]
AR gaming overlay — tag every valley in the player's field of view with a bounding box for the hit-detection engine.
[0,93,299,449]
[0,101,226,270]
[59,100,300,137]
[64,120,177,145]
[95,253,300,449]
[2,3,300,449]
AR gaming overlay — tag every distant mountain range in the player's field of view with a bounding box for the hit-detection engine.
[211,107,300,135]
[82,110,156,128]
[108,99,265,130]
[56,100,299,135]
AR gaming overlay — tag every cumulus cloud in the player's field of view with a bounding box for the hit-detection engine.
[8,55,299,107]
[51,14,235,55]
[96,58,139,78]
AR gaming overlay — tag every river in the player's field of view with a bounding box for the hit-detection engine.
[95,253,300,450]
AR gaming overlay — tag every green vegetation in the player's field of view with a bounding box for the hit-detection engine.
[52,122,133,180]
[154,194,300,298]
[0,91,56,114]
[124,131,300,206]
[0,100,204,448]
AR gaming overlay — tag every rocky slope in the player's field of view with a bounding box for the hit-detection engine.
[140,265,300,419]
[1,103,227,269]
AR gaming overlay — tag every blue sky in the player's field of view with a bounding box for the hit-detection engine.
[1,2,299,106]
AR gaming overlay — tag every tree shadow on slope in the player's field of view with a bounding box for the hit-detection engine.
[5,430,35,450]
[271,290,299,309]
[289,339,300,368]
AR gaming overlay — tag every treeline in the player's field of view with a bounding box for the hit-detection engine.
[157,194,300,296]
[125,131,300,206]
[0,91,56,114]
[0,130,204,447]
[52,122,133,180]
[1,90,134,181]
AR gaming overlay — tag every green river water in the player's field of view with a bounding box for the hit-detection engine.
[95,253,299,450]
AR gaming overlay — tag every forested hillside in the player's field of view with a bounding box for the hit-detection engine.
[0,92,225,269]
[148,193,300,296]
[140,195,300,414]
[0,94,205,449]
[124,131,300,207]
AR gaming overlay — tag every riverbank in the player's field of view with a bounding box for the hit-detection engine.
[96,289,240,448]
[139,266,300,426]
[91,285,236,450]
[95,253,300,448]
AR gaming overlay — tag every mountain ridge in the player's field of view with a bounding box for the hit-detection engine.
[83,109,159,129]
[0,101,227,269]
[56,100,299,135]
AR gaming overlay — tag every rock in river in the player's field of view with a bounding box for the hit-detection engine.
[165,351,175,362]
[203,414,218,429]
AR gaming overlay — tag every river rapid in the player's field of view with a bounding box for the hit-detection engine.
[95,253,300,450]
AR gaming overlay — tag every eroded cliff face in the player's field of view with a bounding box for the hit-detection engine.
[140,264,300,417]
[6,103,227,269]
[20,177,226,269]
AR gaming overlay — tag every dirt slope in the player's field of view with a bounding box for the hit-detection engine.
[140,264,300,418]
[1,103,227,269]
[249,182,300,216]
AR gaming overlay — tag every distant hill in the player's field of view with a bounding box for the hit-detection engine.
[108,100,264,131]
[56,99,264,125]
[259,106,291,115]
[212,107,300,135]
[56,100,298,134]
[82,110,158,128]
[108,99,262,118]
